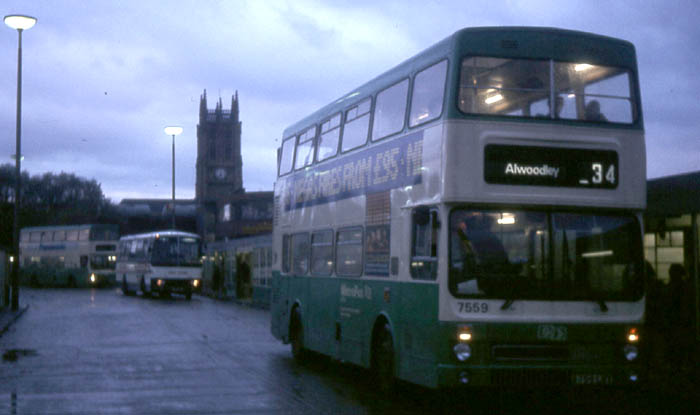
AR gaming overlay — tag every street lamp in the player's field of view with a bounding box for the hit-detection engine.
[164,126,183,230]
[5,14,37,311]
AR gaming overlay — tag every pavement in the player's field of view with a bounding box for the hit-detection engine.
[0,302,29,338]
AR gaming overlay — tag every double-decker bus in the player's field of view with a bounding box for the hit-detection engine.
[116,230,202,300]
[270,27,646,389]
[19,224,119,287]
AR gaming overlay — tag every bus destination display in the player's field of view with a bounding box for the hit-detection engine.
[484,144,618,189]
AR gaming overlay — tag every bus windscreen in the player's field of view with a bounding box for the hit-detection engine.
[458,57,635,124]
[151,237,201,267]
[449,209,643,302]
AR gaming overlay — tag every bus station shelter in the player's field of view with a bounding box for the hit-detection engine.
[644,171,700,345]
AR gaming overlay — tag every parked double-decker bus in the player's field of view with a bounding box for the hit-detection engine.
[270,27,646,389]
[116,230,202,300]
[19,224,119,287]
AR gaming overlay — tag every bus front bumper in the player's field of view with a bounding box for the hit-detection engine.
[436,363,645,388]
[150,278,201,294]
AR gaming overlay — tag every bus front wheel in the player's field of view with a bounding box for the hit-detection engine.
[122,277,133,296]
[372,324,395,393]
[290,307,306,362]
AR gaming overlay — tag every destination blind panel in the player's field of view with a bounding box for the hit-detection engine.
[484,145,618,189]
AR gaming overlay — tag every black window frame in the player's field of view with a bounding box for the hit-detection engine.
[291,232,310,276]
[316,112,342,163]
[311,229,334,277]
[371,77,410,142]
[278,135,297,177]
[340,97,372,153]
[335,226,364,277]
[408,59,449,128]
[294,125,317,171]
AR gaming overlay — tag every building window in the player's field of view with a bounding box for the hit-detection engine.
[209,140,216,161]
[224,139,232,161]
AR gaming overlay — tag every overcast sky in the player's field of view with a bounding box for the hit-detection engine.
[1,0,699,203]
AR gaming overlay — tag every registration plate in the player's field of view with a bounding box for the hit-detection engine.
[572,373,613,385]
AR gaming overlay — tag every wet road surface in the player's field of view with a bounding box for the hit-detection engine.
[0,289,695,414]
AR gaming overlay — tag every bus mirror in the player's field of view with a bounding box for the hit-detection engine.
[431,210,441,228]
[414,208,430,226]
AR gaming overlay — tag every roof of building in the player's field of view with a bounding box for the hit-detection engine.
[647,170,700,216]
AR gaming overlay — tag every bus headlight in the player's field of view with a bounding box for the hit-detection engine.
[453,343,472,361]
[457,325,473,342]
[90,273,96,283]
[627,327,639,343]
[157,279,164,287]
[623,345,638,361]
[192,279,200,287]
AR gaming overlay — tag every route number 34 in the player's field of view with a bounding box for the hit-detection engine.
[458,301,489,313]
[592,163,615,184]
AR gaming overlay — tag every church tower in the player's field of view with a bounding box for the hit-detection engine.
[196,90,244,240]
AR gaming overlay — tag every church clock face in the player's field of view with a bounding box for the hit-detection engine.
[215,168,226,180]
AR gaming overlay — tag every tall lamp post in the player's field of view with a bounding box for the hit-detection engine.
[164,126,183,230]
[5,14,37,311]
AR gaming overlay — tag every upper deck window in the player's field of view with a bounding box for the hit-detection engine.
[317,113,341,162]
[410,59,448,127]
[341,98,371,152]
[294,126,317,170]
[278,136,296,176]
[372,79,409,141]
[458,57,635,124]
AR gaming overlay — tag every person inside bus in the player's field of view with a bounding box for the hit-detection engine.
[536,96,564,119]
[584,100,608,121]
[454,213,510,294]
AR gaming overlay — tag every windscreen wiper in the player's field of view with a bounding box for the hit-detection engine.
[501,298,515,310]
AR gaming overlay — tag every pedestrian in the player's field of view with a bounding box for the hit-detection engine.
[666,263,691,371]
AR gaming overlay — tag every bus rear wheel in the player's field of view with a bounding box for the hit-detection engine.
[290,308,306,362]
[372,324,395,393]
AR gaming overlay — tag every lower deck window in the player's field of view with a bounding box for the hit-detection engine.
[336,227,363,277]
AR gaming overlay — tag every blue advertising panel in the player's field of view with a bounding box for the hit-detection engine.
[282,131,424,211]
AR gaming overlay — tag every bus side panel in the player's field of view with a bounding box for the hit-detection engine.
[270,270,289,341]
[306,276,339,357]
[288,274,309,338]
[338,278,380,365]
[396,282,440,388]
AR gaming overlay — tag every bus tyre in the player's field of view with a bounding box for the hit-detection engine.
[122,277,132,296]
[67,276,76,288]
[290,308,306,362]
[372,324,395,393]
[185,289,192,301]
[140,278,150,298]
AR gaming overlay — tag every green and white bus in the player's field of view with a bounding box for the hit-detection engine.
[270,27,646,389]
[20,224,119,287]
[116,230,202,300]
